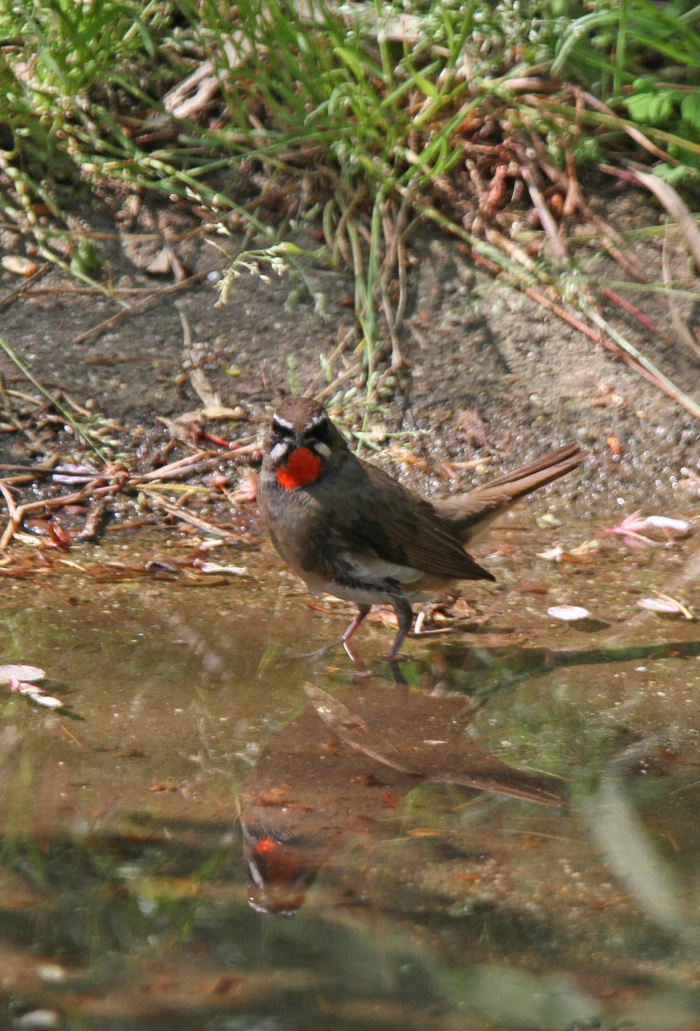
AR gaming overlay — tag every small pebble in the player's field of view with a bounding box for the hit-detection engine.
[37,964,66,983]
[14,1011,61,1030]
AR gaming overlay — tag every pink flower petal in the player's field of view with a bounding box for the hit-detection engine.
[638,597,680,613]
[0,664,45,684]
[644,516,690,532]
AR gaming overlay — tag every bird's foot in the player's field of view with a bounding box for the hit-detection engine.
[280,636,341,662]
[384,649,408,663]
[342,638,371,675]
[283,637,371,676]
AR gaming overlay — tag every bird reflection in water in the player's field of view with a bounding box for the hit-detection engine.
[240,667,562,917]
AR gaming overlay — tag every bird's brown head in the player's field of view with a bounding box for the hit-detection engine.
[264,397,348,490]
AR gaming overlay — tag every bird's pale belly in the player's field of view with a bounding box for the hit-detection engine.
[301,548,429,605]
[319,578,431,607]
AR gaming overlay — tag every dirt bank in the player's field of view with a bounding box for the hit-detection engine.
[0,186,698,519]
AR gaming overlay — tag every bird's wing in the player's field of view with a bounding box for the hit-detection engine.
[322,460,495,583]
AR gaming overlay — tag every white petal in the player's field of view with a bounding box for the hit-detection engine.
[638,597,679,613]
[547,605,591,621]
[645,516,690,531]
[195,562,248,574]
[637,595,693,618]
[0,664,45,684]
[31,695,64,709]
[537,546,564,561]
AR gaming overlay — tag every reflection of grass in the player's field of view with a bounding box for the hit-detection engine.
[443,636,700,702]
[433,635,700,776]
[1,1,698,416]
[0,828,244,970]
[0,747,44,872]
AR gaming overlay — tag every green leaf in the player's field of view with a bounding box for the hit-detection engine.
[654,162,700,187]
[631,77,655,92]
[624,90,677,127]
[333,46,364,82]
[70,239,102,275]
[680,91,700,132]
[409,71,438,101]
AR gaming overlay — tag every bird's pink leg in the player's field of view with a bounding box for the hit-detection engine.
[341,604,371,662]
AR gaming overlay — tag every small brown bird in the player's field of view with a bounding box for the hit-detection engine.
[258,397,586,660]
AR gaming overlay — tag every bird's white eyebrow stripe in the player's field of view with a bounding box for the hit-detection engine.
[306,413,328,430]
[272,414,294,432]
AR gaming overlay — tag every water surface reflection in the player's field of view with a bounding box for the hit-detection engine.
[0,533,698,1029]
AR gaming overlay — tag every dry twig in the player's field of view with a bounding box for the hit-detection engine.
[70,272,208,346]
[139,488,237,539]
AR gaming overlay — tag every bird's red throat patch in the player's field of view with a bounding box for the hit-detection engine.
[276,446,322,490]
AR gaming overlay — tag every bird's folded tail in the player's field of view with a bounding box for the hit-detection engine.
[435,441,588,543]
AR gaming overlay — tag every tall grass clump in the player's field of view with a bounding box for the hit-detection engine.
[1,0,699,408]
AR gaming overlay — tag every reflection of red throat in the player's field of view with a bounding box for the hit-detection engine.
[277,446,322,490]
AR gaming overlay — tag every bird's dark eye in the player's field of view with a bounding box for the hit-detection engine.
[307,415,330,445]
[272,416,293,438]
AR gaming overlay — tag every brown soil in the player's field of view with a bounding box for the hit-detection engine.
[1,183,698,517]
